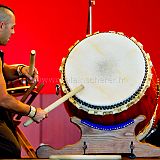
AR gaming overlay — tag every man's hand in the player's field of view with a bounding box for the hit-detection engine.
[32,108,48,123]
[21,66,39,83]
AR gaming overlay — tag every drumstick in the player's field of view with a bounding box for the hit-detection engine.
[29,50,36,76]
[23,84,84,127]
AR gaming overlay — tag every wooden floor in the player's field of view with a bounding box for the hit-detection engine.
[123,158,160,160]
[47,154,160,160]
[122,154,160,159]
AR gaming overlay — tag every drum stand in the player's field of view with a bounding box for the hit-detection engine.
[16,126,37,158]
[36,115,160,158]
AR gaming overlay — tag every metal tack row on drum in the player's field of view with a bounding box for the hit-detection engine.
[59,31,159,140]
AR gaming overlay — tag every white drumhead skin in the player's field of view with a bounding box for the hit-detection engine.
[61,32,152,114]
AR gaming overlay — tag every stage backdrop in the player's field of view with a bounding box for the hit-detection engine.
[0,0,160,157]
[0,0,160,94]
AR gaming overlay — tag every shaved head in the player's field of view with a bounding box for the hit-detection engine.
[0,5,14,23]
[0,4,15,45]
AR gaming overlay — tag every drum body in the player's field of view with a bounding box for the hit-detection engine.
[60,32,159,135]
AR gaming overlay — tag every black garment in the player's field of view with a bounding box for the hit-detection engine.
[145,121,160,147]
[0,119,21,158]
[0,51,21,158]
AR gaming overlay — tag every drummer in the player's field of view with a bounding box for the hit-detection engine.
[0,4,47,158]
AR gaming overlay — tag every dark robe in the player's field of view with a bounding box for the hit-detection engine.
[0,51,21,158]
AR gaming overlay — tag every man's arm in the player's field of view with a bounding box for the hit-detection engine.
[0,61,30,115]
[3,63,19,81]
[3,63,39,83]
[0,60,47,122]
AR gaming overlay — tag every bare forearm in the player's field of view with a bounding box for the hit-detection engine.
[3,64,19,81]
[0,94,30,115]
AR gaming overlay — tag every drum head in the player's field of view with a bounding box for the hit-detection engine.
[60,32,152,115]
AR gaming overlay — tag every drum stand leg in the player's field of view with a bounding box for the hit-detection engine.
[16,126,37,158]
[36,115,160,158]
[15,82,44,158]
